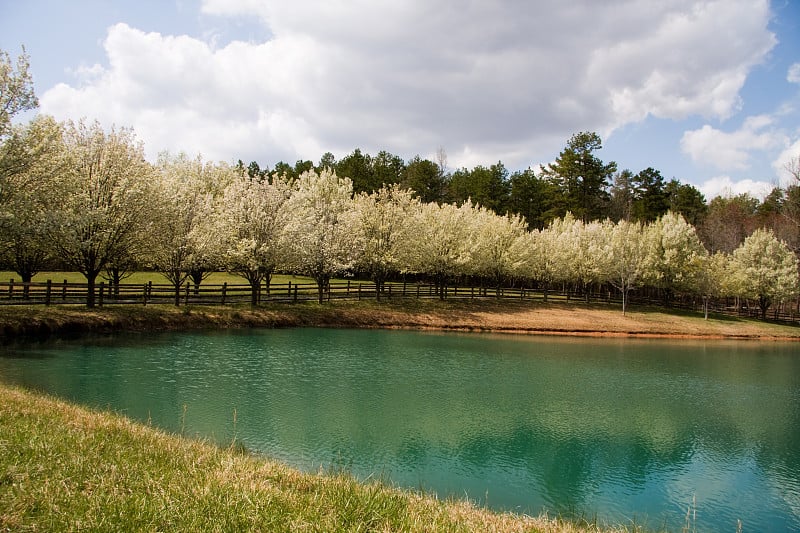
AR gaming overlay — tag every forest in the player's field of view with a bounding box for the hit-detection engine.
[1,48,799,317]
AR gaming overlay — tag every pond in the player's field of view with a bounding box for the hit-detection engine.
[1,328,798,531]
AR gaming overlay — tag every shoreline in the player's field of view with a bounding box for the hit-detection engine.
[377,324,800,341]
[1,299,798,342]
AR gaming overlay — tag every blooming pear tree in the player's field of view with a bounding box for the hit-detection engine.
[600,219,653,315]
[0,115,65,295]
[47,120,157,307]
[151,153,231,304]
[645,211,707,303]
[283,169,362,303]
[469,208,528,295]
[688,251,728,320]
[402,200,477,299]
[211,171,292,305]
[731,228,799,318]
[518,226,560,301]
[530,214,582,299]
[557,215,608,301]
[354,184,419,299]
[0,47,37,139]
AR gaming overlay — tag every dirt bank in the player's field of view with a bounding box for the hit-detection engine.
[1,299,797,342]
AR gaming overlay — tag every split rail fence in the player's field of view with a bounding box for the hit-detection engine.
[1,278,798,324]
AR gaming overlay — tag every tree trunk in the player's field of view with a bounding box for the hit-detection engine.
[86,271,99,308]
[250,281,260,305]
[622,288,627,316]
[315,274,329,304]
[110,267,122,298]
[759,294,770,320]
[189,269,205,295]
[20,272,33,300]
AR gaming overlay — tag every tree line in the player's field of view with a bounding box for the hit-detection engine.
[1,47,798,315]
[238,132,800,256]
[237,132,710,231]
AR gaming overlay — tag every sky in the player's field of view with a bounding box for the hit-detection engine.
[1,0,799,201]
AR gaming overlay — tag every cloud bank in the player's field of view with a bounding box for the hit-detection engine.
[41,0,776,173]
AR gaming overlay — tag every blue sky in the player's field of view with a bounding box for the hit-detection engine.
[2,0,799,200]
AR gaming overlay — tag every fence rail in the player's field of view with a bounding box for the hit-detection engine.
[2,278,799,325]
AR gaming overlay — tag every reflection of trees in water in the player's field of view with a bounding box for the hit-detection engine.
[445,425,696,513]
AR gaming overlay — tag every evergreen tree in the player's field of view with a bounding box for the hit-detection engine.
[631,167,668,222]
[541,131,616,222]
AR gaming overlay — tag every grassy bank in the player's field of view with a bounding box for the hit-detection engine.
[0,298,798,341]
[0,383,631,532]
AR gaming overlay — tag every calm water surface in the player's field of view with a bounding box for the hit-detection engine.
[1,328,798,531]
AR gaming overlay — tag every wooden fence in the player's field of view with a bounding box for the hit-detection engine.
[2,278,799,325]
[0,279,549,306]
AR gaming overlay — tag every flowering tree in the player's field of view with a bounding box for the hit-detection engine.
[0,47,37,139]
[283,169,361,303]
[688,251,728,320]
[731,228,799,318]
[518,226,560,301]
[556,215,608,301]
[469,208,528,295]
[354,184,419,299]
[402,200,477,299]
[600,219,653,315]
[209,171,292,305]
[0,115,65,294]
[47,120,156,307]
[151,153,230,304]
[646,211,708,303]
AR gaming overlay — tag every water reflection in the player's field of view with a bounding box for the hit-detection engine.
[0,329,798,531]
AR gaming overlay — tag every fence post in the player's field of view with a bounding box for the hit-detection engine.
[288,281,292,297]
[357,284,361,301]
[221,282,227,305]
[347,280,350,296]
[185,282,191,305]
[148,281,153,301]
[98,282,104,307]
[45,280,52,306]
[8,279,13,299]
[417,285,420,299]
[293,286,298,303]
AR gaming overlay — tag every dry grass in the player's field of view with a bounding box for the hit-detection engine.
[0,298,797,341]
[0,383,636,532]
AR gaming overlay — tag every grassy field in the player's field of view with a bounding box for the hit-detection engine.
[0,383,636,532]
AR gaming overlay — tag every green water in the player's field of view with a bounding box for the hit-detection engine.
[1,328,798,531]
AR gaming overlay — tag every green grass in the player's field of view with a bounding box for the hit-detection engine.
[0,383,630,532]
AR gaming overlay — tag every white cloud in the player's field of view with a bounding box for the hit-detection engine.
[699,175,775,201]
[680,115,786,171]
[788,63,800,84]
[40,1,776,169]
[772,138,800,182]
